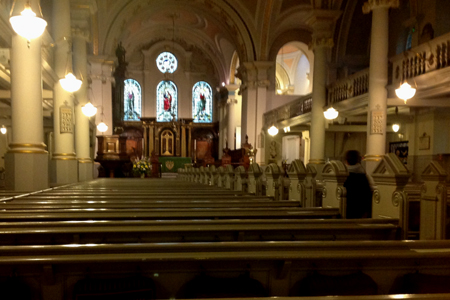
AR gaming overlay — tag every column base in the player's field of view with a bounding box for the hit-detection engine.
[78,160,94,181]
[50,159,78,186]
[5,152,49,191]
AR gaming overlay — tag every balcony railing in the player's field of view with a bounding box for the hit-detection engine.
[391,31,450,85]
[327,68,369,105]
[264,94,312,128]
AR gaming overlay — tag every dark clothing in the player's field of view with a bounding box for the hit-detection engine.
[344,172,372,218]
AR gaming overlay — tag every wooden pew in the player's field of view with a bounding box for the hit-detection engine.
[0,218,400,245]
[0,240,450,299]
[0,207,341,221]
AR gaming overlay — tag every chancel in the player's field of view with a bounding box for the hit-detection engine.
[2,0,450,299]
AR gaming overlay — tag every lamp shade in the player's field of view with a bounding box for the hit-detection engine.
[268,125,279,136]
[324,107,339,120]
[60,73,82,93]
[97,122,108,133]
[395,82,416,103]
[10,6,47,40]
[81,102,97,117]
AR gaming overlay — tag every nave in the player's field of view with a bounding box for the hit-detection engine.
[0,178,450,299]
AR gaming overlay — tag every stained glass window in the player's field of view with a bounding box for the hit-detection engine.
[157,80,177,122]
[156,52,178,73]
[123,79,142,121]
[192,81,212,123]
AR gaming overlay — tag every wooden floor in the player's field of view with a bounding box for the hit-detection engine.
[0,178,448,300]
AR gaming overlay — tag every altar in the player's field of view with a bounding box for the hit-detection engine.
[159,157,192,173]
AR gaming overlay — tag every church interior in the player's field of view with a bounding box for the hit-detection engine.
[1,0,450,299]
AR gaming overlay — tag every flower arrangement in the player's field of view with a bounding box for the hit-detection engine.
[133,157,152,178]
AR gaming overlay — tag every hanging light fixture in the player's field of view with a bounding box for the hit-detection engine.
[60,72,82,93]
[268,125,279,136]
[96,82,108,133]
[395,82,416,103]
[82,102,97,117]
[9,1,47,40]
[97,121,108,133]
[0,125,6,134]
[59,38,82,93]
[392,123,400,132]
[82,85,97,117]
[324,107,339,120]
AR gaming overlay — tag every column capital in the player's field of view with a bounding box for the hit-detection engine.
[72,27,90,42]
[310,37,334,50]
[363,0,399,14]
[236,61,273,90]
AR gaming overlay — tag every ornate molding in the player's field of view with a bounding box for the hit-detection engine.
[363,0,399,14]
[310,37,334,50]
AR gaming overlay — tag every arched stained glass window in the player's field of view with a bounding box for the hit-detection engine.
[124,79,141,121]
[156,52,178,73]
[157,81,177,122]
[192,81,212,123]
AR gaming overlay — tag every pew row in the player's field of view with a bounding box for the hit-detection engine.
[1,240,450,299]
[0,218,400,245]
[0,207,340,221]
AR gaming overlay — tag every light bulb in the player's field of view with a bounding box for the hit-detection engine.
[0,126,6,134]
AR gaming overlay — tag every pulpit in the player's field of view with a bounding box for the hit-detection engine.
[96,135,130,177]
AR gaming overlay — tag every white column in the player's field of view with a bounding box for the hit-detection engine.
[5,0,49,191]
[305,10,341,174]
[73,29,93,181]
[237,62,272,164]
[50,0,78,185]
[308,44,328,166]
[363,0,399,174]
[226,84,241,150]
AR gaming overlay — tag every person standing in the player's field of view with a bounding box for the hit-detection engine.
[343,150,373,218]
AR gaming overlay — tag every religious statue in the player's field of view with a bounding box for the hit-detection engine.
[115,42,126,65]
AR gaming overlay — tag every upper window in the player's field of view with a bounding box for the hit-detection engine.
[124,79,141,121]
[192,81,212,123]
[156,80,177,122]
[156,52,178,73]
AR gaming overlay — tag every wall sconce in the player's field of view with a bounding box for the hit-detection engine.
[0,125,6,134]
[283,126,290,133]
[324,107,339,120]
[9,1,47,41]
[395,82,416,103]
[268,125,279,136]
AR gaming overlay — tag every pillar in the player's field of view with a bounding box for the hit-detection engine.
[226,84,241,150]
[73,28,93,181]
[363,0,399,174]
[306,10,341,175]
[50,0,78,185]
[5,0,49,191]
[237,62,272,164]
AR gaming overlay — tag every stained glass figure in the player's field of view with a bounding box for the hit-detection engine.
[124,79,141,121]
[192,81,212,123]
[157,80,178,122]
[156,52,178,73]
